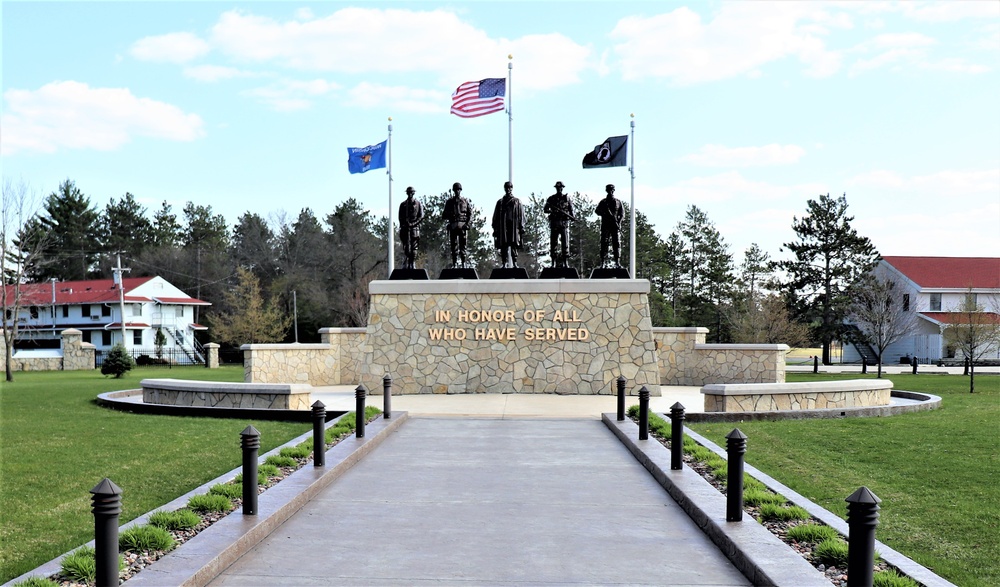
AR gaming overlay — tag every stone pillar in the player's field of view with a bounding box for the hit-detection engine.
[61,328,96,371]
[204,342,220,369]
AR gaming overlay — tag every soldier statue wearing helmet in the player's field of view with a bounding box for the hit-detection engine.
[443,182,473,268]
[543,181,576,268]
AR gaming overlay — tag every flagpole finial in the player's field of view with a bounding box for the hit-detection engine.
[388,116,392,121]
[508,54,513,60]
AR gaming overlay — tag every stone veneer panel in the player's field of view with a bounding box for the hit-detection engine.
[361,280,660,395]
[141,378,312,410]
[702,380,892,413]
[649,329,786,386]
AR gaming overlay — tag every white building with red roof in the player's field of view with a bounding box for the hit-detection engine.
[844,256,1000,364]
[3,275,210,364]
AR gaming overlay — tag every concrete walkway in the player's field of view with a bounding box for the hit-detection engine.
[207,417,750,586]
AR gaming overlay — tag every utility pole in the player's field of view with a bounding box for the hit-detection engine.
[113,254,130,347]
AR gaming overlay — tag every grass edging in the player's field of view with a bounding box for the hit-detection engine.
[602,413,830,587]
[6,412,407,587]
[680,426,957,587]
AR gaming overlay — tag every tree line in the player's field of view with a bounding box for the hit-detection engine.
[7,179,886,361]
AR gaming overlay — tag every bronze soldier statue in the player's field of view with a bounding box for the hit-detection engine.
[443,182,472,268]
[595,184,624,268]
[491,181,525,268]
[543,181,575,268]
[398,186,424,270]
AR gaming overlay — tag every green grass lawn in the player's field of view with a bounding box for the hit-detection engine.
[0,366,310,582]
[688,372,1000,587]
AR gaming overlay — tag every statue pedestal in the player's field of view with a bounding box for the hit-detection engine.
[363,279,660,395]
[539,267,580,280]
[439,268,479,280]
[489,267,530,280]
[590,267,631,279]
[389,268,429,280]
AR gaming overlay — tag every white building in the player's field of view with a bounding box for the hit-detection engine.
[3,276,210,364]
[844,256,1000,364]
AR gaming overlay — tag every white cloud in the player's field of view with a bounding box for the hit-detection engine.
[609,3,847,84]
[1,81,205,155]
[242,78,340,111]
[129,32,211,63]
[207,8,590,92]
[182,64,259,82]
[346,82,446,114]
[849,168,1000,195]
[635,171,827,208]
[848,31,991,75]
[680,144,806,167]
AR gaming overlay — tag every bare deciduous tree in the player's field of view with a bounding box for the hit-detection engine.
[726,292,811,348]
[2,179,49,381]
[848,273,920,378]
[943,290,1000,393]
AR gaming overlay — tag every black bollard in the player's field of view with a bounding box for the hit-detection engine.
[813,355,819,373]
[355,384,367,438]
[670,402,685,470]
[383,374,392,420]
[638,386,650,440]
[726,429,748,522]
[911,356,918,375]
[616,375,627,421]
[846,486,881,587]
[861,356,867,374]
[312,400,326,467]
[241,425,259,515]
[90,478,122,587]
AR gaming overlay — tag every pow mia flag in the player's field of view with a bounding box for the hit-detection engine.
[582,135,628,168]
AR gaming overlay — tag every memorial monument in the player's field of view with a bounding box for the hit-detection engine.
[490,181,529,279]
[593,184,630,278]
[539,181,580,279]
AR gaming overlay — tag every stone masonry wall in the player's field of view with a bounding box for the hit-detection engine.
[650,328,786,385]
[360,281,660,395]
[0,328,94,372]
[704,387,890,412]
[243,343,336,384]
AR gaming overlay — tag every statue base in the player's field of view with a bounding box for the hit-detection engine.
[389,268,430,281]
[489,267,530,280]
[439,268,479,280]
[590,267,631,279]
[539,267,580,280]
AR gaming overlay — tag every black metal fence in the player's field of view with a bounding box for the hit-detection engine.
[94,348,203,368]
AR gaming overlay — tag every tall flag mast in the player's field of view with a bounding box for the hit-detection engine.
[629,114,636,279]
[387,118,394,276]
[507,55,513,184]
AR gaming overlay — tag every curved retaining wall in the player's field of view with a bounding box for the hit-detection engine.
[701,379,892,413]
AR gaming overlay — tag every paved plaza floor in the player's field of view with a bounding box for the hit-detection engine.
[207,418,751,586]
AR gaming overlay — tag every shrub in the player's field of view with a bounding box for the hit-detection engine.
[265,455,297,468]
[59,547,96,583]
[281,444,311,459]
[814,538,849,567]
[148,509,201,531]
[187,493,234,513]
[258,463,281,478]
[787,523,840,544]
[209,483,242,500]
[873,569,919,587]
[119,524,176,552]
[12,577,60,587]
[100,344,135,378]
[744,488,786,507]
[758,503,810,522]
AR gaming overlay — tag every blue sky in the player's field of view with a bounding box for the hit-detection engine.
[3,1,998,266]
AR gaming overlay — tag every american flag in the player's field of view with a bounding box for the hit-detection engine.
[450,78,506,118]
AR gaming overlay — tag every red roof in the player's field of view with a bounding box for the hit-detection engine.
[920,312,1000,325]
[3,277,207,306]
[882,256,1000,289]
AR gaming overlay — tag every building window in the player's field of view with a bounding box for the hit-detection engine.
[101,305,112,317]
[929,293,942,311]
[133,330,142,345]
[62,306,69,318]
[131,304,142,316]
[29,306,39,319]
[176,306,185,318]
[101,331,112,346]
[902,294,910,312]
[82,305,91,317]
[82,330,91,343]
[965,293,978,307]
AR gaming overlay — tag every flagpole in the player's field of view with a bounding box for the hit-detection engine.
[387,118,394,277]
[507,55,513,184]
[629,114,636,279]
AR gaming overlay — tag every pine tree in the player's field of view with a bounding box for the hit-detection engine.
[27,179,100,281]
[210,267,290,345]
[101,343,135,378]
[780,193,879,364]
